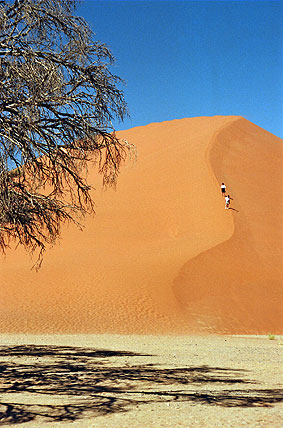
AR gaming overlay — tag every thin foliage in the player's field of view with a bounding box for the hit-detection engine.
[0,0,134,267]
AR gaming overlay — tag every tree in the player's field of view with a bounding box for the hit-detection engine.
[0,0,132,267]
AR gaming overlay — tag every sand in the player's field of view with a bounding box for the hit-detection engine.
[0,115,282,334]
[0,116,282,426]
[0,333,282,427]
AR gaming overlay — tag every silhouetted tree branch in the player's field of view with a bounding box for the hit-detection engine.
[0,0,133,267]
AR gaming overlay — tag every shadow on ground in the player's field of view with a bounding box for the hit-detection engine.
[0,345,282,425]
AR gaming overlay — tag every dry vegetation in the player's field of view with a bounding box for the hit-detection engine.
[0,0,132,266]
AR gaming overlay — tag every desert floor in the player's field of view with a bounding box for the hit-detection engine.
[0,334,282,427]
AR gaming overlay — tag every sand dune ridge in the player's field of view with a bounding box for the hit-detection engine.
[0,116,282,334]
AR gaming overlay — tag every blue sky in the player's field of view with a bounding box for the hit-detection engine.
[77,0,283,138]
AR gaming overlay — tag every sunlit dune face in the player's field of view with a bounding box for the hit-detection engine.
[0,116,282,334]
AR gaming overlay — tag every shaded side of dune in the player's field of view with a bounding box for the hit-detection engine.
[173,118,283,333]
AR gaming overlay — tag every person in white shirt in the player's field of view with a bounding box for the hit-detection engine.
[221,182,226,196]
[225,195,233,209]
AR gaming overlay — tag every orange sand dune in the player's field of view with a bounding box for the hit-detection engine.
[0,116,282,334]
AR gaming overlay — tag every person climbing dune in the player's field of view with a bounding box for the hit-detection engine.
[225,194,233,209]
[221,182,226,196]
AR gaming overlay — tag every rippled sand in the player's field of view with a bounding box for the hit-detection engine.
[1,116,282,335]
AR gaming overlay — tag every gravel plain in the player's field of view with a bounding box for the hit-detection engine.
[0,334,282,427]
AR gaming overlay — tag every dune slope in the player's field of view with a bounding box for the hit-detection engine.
[0,116,282,334]
[173,118,283,333]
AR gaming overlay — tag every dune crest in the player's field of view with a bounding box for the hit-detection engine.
[0,116,282,334]
[173,118,283,333]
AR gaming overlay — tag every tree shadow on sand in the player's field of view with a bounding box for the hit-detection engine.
[0,345,282,425]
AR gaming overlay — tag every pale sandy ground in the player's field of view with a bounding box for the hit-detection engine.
[0,334,282,427]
